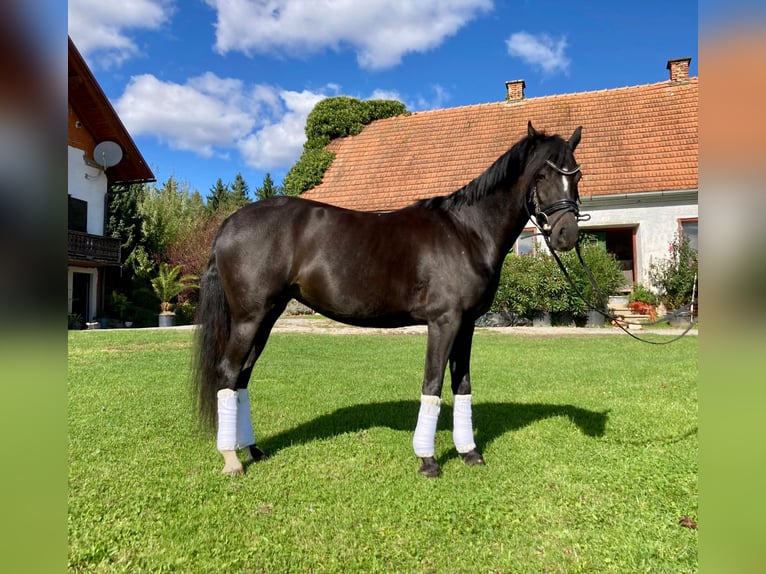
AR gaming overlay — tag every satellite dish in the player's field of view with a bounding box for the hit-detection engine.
[93,141,123,170]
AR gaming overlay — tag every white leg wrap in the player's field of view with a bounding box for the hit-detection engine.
[453,394,477,453]
[216,389,238,452]
[236,388,255,450]
[413,395,441,458]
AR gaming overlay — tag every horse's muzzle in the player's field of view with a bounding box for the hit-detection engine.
[547,212,580,251]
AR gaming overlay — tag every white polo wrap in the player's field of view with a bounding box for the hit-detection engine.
[453,393,476,453]
[413,395,441,458]
[216,388,238,452]
[236,388,255,449]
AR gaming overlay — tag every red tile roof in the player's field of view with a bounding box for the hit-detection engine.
[304,77,698,211]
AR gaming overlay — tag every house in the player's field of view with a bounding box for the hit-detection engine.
[304,58,697,288]
[67,37,154,325]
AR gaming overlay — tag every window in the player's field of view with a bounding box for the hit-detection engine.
[68,195,88,233]
[680,218,698,252]
[514,229,537,255]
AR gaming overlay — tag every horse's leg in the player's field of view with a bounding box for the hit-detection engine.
[216,317,261,476]
[449,321,485,466]
[236,302,287,465]
[413,315,461,478]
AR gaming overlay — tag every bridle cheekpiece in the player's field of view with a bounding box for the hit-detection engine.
[527,160,590,233]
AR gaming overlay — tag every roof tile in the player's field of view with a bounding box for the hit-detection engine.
[305,79,698,211]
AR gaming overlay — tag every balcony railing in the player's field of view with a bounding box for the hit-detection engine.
[68,230,121,265]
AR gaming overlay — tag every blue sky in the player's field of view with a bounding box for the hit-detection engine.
[68,0,698,197]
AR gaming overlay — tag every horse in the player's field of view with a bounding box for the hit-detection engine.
[193,121,584,478]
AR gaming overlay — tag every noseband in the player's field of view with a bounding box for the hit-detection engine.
[527,160,590,233]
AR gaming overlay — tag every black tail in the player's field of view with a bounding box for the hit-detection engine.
[192,251,229,433]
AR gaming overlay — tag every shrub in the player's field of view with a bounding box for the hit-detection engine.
[492,251,569,317]
[648,234,698,311]
[629,282,658,306]
[557,239,626,315]
[492,240,625,319]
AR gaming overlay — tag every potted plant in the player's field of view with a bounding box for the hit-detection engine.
[150,263,198,327]
[627,282,658,322]
[648,234,698,327]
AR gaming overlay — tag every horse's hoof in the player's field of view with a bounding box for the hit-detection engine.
[249,446,269,462]
[418,457,442,478]
[460,449,486,466]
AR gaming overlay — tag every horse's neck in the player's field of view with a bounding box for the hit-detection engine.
[453,181,529,268]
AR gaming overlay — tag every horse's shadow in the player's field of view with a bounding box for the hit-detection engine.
[259,400,609,461]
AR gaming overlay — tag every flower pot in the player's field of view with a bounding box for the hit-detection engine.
[668,310,692,329]
[554,311,575,327]
[532,311,551,327]
[158,313,176,328]
[585,309,605,328]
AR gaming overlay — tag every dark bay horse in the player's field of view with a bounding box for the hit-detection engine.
[194,121,584,477]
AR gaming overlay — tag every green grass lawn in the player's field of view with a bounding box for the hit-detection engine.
[68,328,697,573]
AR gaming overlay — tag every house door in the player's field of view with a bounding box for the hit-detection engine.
[583,227,636,286]
[72,272,91,321]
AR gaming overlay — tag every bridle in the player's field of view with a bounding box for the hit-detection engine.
[526,159,590,234]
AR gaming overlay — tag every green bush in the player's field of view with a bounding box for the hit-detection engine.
[629,282,658,305]
[556,239,626,314]
[492,251,568,317]
[492,240,625,318]
[648,234,698,311]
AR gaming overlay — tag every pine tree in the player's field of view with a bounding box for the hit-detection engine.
[206,178,229,212]
[255,172,284,201]
[231,172,251,205]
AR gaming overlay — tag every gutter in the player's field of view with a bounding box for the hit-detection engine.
[580,189,698,208]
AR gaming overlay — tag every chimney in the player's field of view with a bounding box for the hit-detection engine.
[505,79,525,101]
[666,57,691,83]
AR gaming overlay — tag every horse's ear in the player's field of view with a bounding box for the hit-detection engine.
[568,126,582,150]
[528,121,538,138]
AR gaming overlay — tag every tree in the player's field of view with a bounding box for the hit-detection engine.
[206,178,230,213]
[137,176,207,274]
[230,172,251,205]
[255,172,284,200]
[283,97,408,196]
[207,175,251,216]
[106,182,145,281]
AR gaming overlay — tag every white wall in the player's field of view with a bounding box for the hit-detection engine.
[579,192,698,285]
[68,145,108,235]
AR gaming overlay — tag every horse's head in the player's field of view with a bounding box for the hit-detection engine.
[527,122,586,251]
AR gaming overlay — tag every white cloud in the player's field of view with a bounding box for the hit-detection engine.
[506,31,571,75]
[115,73,256,158]
[205,0,493,70]
[114,73,331,169]
[238,90,328,169]
[68,0,174,68]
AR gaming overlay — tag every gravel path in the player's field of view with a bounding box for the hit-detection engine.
[270,314,697,338]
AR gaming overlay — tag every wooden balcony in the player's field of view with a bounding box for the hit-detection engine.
[68,230,121,265]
